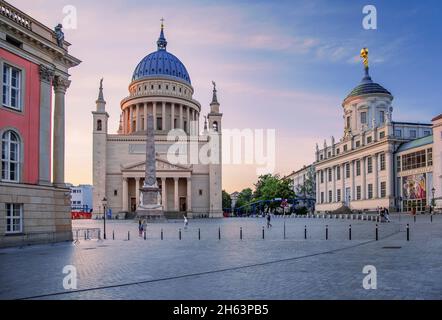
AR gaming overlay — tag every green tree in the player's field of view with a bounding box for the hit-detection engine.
[253,174,295,213]
[235,188,253,213]
[222,190,232,210]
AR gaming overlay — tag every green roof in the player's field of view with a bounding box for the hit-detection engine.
[396,135,433,153]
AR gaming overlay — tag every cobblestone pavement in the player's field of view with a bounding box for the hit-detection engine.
[0,215,441,300]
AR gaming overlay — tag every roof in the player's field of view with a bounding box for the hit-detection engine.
[432,114,442,122]
[344,68,392,101]
[396,135,433,153]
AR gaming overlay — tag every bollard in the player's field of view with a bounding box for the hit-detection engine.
[376,224,379,241]
[98,230,101,240]
[414,215,416,223]
[179,228,182,240]
[84,231,87,240]
[304,225,307,240]
[262,226,265,240]
[198,228,201,240]
[218,227,221,240]
[283,221,286,240]
[431,215,433,223]
[128,231,130,241]
[161,229,163,240]
[144,229,147,240]
[113,230,115,240]
[407,224,410,241]
[240,227,243,240]
[349,225,352,240]
[326,225,329,240]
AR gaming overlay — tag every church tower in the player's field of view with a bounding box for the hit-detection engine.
[92,79,109,216]
[208,82,223,217]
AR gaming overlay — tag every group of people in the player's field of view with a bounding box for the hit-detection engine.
[377,206,391,223]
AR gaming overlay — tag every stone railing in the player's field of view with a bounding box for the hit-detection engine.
[0,1,32,30]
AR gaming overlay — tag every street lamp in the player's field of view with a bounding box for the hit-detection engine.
[102,197,107,240]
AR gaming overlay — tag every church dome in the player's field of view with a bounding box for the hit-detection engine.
[132,24,191,85]
[345,68,391,101]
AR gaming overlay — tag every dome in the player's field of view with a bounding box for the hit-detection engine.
[345,68,391,101]
[131,24,191,85]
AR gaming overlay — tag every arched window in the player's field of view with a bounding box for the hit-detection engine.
[212,121,218,132]
[1,130,20,182]
[97,119,102,131]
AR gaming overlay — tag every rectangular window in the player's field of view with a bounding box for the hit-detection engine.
[394,129,402,138]
[367,157,373,174]
[337,189,341,202]
[157,117,163,130]
[2,64,22,111]
[410,130,417,139]
[329,190,332,203]
[328,151,331,158]
[328,168,332,182]
[423,130,431,137]
[336,148,340,155]
[361,112,367,124]
[356,160,361,176]
[346,163,350,178]
[321,192,324,204]
[367,136,372,144]
[343,145,348,152]
[428,148,433,166]
[320,170,324,184]
[356,141,361,148]
[336,167,341,181]
[402,150,427,171]
[379,111,385,124]
[346,116,350,128]
[397,155,401,172]
[380,182,386,198]
[379,131,385,139]
[114,190,118,196]
[356,186,361,200]
[6,203,23,234]
[320,155,324,160]
[368,184,373,199]
[380,153,386,171]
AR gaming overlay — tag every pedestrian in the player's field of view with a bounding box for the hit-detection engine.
[266,213,272,228]
[138,219,143,237]
[384,207,391,223]
[142,220,147,237]
[184,215,189,230]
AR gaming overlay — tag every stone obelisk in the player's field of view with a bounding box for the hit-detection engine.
[136,114,164,220]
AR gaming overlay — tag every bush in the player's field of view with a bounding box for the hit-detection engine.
[295,207,308,215]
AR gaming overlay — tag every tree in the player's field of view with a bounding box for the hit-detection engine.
[253,174,295,213]
[235,188,253,213]
[295,168,316,199]
[222,190,232,210]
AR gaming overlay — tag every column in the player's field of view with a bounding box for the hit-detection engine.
[332,166,336,202]
[162,102,166,131]
[152,102,157,131]
[171,103,175,130]
[122,177,128,212]
[187,177,192,212]
[129,105,134,133]
[123,109,127,134]
[144,103,148,131]
[324,168,328,203]
[38,65,54,185]
[374,153,379,198]
[189,109,194,135]
[136,104,141,131]
[362,157,367,200]
[316,170,320,204]
[179,104,183,130]
[52,76,71,186]
[161,178,167,210]
[135,178,140,208]
[350,160,355,201]
[197,112,200,135]
[186,106,190,135]
[174,177,179,211]
[341,164,345,203]
[386,151,393,198]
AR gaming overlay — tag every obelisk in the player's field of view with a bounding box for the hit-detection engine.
[136,114,164,220]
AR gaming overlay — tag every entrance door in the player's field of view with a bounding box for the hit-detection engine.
[179,197,187,212]
[130,197,137,212]
[345,188,351,206]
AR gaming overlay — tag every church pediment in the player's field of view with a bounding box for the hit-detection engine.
[122,158,191,172]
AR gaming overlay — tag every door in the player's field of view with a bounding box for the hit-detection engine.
[345,188,351,206]
[179,197,187,212]
[130,197,137,212]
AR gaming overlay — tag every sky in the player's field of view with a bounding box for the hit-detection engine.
[10,0,442,193]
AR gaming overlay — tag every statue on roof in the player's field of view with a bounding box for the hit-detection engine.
[54,24,64,48]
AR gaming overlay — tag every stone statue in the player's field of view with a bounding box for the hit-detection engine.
[54,24,64,47]
[212,81,216,91]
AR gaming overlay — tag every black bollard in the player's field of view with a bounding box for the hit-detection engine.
[262,226,265,240]
[161,229,164,240]
[240,227,243,240]
[349,225,352,240]
[376,224,379,241]
[283,221,286,240]
[198,228,201,240]
[431,215,433,223]
[113,230,115,240]
[407,224,410,241]
[218,227,221,240]
[179,229,182,240]
[128,231,130,241]
[326,225,328,240]
[144,229,147,240]
[84,231,86,240]
[304,226,307,240]
[414,215,416,223]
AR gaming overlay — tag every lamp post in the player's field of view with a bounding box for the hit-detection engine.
[102,197,107,240]
[432,187,436,213]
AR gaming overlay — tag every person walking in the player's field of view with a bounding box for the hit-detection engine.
[184,215,189,230]
[266,213,272,228]
[138,219,143,237]
[384,207,391,222]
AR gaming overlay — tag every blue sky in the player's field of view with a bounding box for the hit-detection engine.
[11,0,442,192]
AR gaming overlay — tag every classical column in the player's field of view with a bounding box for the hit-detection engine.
[186,106,190,135]
[52,76,71,187]
[136,103,141,131]
[174,177,179,211]
[197,112,200,135]
[152,102,157,131]
[374,153,379,198]
[324,168,328,203]
[38,65,54,185]
[161,178,167,210]
[362,157,367,200]
[316,170,320,204]
[123,109,127,134]
[350,160,355,201]
[144,103,148,131]
[385,151,393,198]
[341,164,345,203]
[162,102,166,131]
[135,178,140,208]
[179,104,183,130]
[187,177,192,213]
[122,177,128,212]
[332,166,336,203]
[171,103,175,130]
[129,105,134,133]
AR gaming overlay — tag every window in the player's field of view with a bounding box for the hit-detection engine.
[212,121,219,132]
[320,192,324,204]
[397,156,401,172]
[343,145,348,152]
[367,136,372,144]
[2,64,22,111]
[380,153,386,171]
[356,141,361,148]
[380,182,386,198]
[423,130,431,137]
[428,148,433,166]
[336,167,341,181]
[328,168,332,182]
[346,116,351,128]
[337,189,341,202]
[328,190,332,203]
[328,151,331,158]
[320,155,324,160]
[346,163,350,178]
[394,129,402,138]
[157,117,163,130]
[361,112,367,124]
[114,190,118,196]
[6,203,23,234]
[410,130,417,139]
[97,119,102,131]
[368,184,373,199]
[356,186,361,200]
[379,111,385,124]
[356,160,361,176]
[199,189,203,196]
[401,149,427,171]
[379,131,385,139]
[336,148,340,155]
[320,170,324,184]
[367,157,373,174]
[1,130,20,182]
